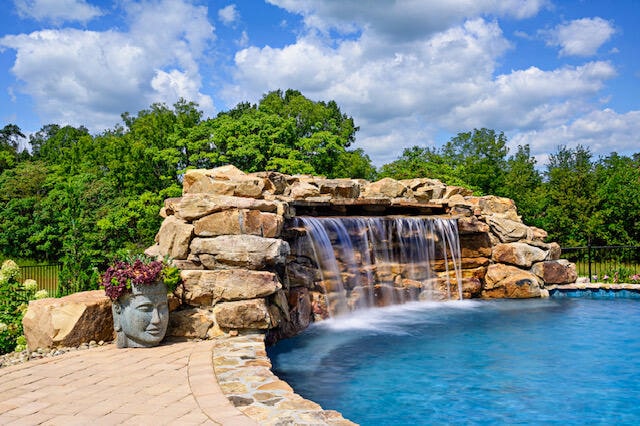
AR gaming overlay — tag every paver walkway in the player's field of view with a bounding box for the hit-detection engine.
[0,340,258,425]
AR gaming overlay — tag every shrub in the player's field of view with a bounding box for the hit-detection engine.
[0,260,36,354]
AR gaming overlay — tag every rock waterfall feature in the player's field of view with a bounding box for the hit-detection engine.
[23,165,581,348]
[291,216,463,317]
[139,165,578,343]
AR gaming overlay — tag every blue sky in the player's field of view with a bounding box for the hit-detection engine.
[0,0,638,167]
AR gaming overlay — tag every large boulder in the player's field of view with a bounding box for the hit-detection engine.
[190,235,290,269]
[442,186,473,199]
[461,277,483,299]
[179,269,282,305]
[193,209,242,236]
[153,216,194,259]
[22,290,114,350]
[457,216,490,234]
[400,178,446,202]
[458,233,492,258]
[531,260,578,285]
[361,178,412,198]
[251,171,289,195]
[482,264,542,299]
[193,209,283,238]
[492,242,548,268]
[478,196,520,221]
[286,258,320,288]
[174,194,281,221]
[546,242,562,260]
[287,181,321,199]
[241,210,283,238]
[213,299,272,329]
[315,179,360,198]
[267,287,312,342]
[166,308,214,339]
[486,215,532,243]
[183,166,265,197]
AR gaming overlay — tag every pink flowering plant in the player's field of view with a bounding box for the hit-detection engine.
[100,255,179,301]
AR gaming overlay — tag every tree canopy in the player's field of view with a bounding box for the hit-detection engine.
[1,90,638,295]
[0,91,373,294]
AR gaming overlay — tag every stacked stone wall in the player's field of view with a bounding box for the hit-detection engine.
[144,165,578,342]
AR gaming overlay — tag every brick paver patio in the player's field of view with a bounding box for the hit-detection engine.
[0,340,258,425]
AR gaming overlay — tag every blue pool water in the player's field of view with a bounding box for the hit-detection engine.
[267,299,640,425]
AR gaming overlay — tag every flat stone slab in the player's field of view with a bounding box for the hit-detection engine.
[547,283,640,292]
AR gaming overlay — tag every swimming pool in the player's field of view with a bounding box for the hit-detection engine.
[268,298,640,425]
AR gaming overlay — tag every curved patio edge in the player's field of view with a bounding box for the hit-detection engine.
[211,333,357,426]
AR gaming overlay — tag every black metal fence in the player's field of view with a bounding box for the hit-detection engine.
[561,245,640,283]
[20,264,61,295]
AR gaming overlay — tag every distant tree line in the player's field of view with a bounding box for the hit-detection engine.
[1,89,638,294]
[379,129,640,248]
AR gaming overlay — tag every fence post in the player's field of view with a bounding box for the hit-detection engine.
[587,240,592,282]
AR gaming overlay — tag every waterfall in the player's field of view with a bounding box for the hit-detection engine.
[293,216,463,317]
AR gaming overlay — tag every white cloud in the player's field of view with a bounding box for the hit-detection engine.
[1,0,215,130]
[218,4,239,26]
[542,17,616,57]
[236,30,249,47]
[267,0,548,40]
[151,69,214,113]
[511,109,640,160]
[2,0,635,169]
[230,18,511,115]
[447,61,617,130]
[14,0,102,24]
[228,12,624,165]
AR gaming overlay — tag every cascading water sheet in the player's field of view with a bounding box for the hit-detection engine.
[293,216,463,317]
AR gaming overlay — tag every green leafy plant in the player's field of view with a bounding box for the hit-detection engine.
[161,262,181,291]
[0,260,36,354]
[100,254,180,301]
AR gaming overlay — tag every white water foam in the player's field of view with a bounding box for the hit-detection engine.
[272,299,484,372]
[313,299,483,334]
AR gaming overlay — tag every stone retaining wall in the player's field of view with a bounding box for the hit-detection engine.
[143,165,578,342]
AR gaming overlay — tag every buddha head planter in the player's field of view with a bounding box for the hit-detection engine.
[112,280,169,348]
[102,257,179,348]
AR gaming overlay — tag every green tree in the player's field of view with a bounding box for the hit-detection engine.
[441,128,509,195]
[541,145,596,246]
[0,92,372,294]
[591,153,640,245]
[0,161,50,260]
[378,145,475,189]
[199,90,362,177]
[31,125,93,172]
[33,174,115,295]
[0,124,25,172]
[202,108,299,173]
[500,144,543,226]
[258,89,357,146]
[333,148,377,180]
[120,103,183,192]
